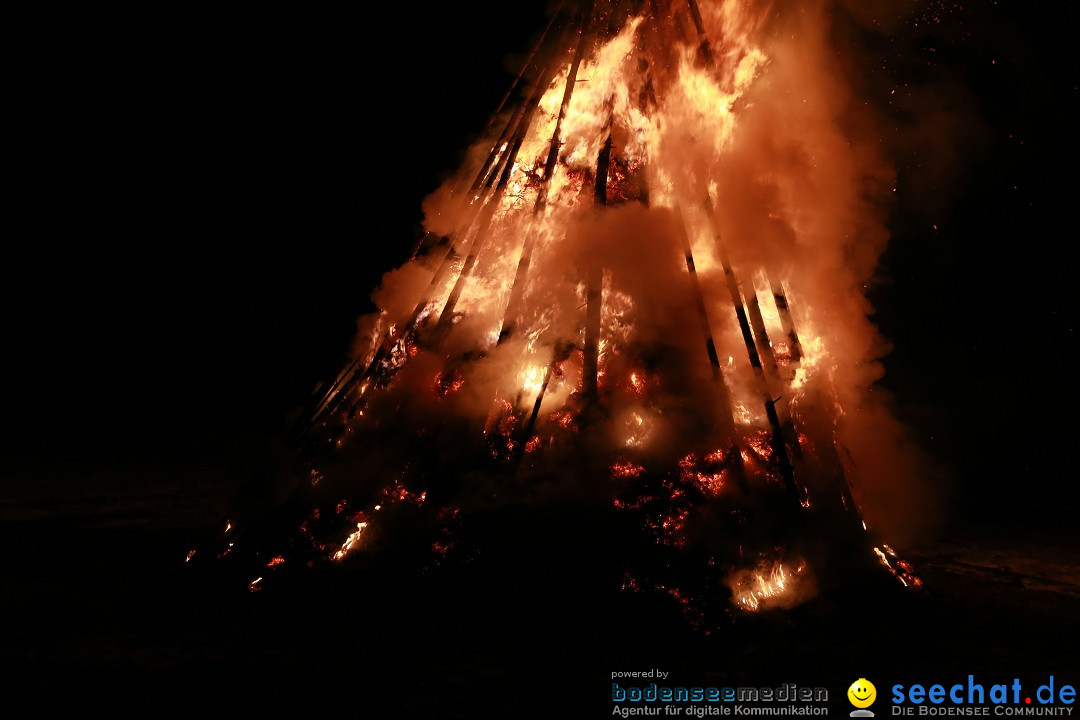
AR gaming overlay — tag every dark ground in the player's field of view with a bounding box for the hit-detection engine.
[3,0,1079,713]
[1,468,1077,714]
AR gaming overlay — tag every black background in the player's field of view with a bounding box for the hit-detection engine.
[3,0,1078,711]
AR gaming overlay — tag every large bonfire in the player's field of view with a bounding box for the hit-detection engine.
[206,0,923,623]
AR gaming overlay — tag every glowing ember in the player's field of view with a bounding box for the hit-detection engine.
[612,496,648,511]
[548,409,576,430]
[745,431,774,462]
[703,449,727,464]
[658,508,690,547]
[434,369,465,398]
[610,460,646,479]
[383,485,427,506]
[691,469,725,497]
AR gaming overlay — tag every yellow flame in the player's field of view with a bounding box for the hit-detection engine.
[728,559,807,612]
[623,409,655,448]
[521,365,544,396]
[332,521,369,562]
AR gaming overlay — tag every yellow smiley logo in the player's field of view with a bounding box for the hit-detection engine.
[848,679,877,708]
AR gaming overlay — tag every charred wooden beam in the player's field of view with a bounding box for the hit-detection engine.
[745,276,802,458]
[672,207,746,485]
[702,197,799,500]
[769,274,803,363]
[470,55,557,198]
[308,207,507,432]
[684,0,715,67]
[673,8,693,46]
[673,209,729,394]
[746,286,780,382]
[537,0,596,215]
[302,356,363,434]
[582,268,604,400]
[469,102,528,198]
[595,128,613,204]
[516,343,574,460]
[583,120,613,400]
[304,232,465,429]
[435,61,555,337]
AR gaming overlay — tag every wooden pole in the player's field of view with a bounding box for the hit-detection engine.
[470,53,558,197]
[701,197,798,499]
[745,275,802,457]
[537,0,596,216]
[673,207,737,433]
[582,111,612,400]
[434,57,557,337]
[634,21,746,478]
[485,10,560,129]
[769,275,804,363]
[308,32,572,431]
[497,0,596,345]
[684,0,715,67]
[516,343,573,459]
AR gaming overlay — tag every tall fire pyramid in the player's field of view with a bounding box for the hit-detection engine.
[210,0,922,620]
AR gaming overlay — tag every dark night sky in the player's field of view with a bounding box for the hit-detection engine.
[3,3,1079,710]
[6,1,1079,520]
